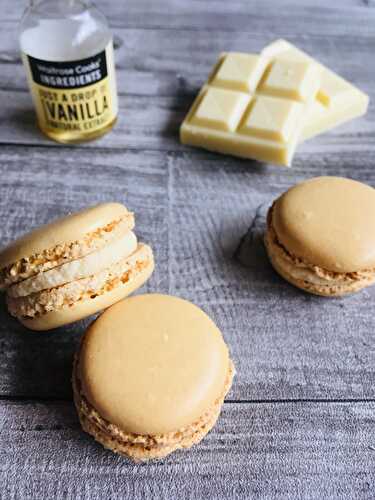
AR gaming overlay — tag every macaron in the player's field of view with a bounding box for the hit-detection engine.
[73,294,234,461]
[264,176,375,296]
[0,203,154,330]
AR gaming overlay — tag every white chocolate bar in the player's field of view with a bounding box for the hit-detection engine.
[261,40,369,141]
[180,52,321,166]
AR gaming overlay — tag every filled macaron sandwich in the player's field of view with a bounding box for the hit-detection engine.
[0,203,154,330]
[265,177,375,296]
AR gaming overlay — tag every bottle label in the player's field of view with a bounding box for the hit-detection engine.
[22,42,118,138]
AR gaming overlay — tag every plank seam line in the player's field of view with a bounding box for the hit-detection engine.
[0,142,374,157]
[226,398,375,404]
[1,395,375,404]
[107,25,375,34]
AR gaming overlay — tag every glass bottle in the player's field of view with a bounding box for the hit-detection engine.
[19,0,118,143]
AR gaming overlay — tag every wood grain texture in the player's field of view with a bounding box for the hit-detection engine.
[1,147,375,400]
[1,23,374,94]
[1,0,375,496]
[0,90,374,154]
[0,146,169,398]
[167,154,375,401]
[0,5,374,150]
[1,400,375,499]
[3,0,375,29]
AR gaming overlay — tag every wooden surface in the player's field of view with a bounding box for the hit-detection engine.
[1,0,375,498]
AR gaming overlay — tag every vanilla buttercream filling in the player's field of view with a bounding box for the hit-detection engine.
[7,244,153,319]
[8,231,137,298]
[0,214,135,289]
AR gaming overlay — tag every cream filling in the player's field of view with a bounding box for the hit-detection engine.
[8,231,137,298]
[271,250,340,286]
[273,251,375,289]
[7,244,153,319]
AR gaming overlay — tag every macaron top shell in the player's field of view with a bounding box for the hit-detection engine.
[78,294,230,435]
[273,176,375,272]
[0,203,130,269]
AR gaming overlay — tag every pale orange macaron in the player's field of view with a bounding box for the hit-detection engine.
[0,203,154,330]
[265,176,375,296]
[73,294,235,461]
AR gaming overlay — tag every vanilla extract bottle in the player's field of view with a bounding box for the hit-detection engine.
[19,0,118,143]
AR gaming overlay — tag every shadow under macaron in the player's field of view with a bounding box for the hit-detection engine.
[232,202,375,304]
[0,292,95,399]
[0,273,157,401]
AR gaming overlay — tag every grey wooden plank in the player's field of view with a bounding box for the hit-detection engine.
[0,91,373,152]
[1,400,374,499]
[1,146,375,400]
[3,0,374,31]
[0,29,373,149]
[0,26,374,96]
[167,152,375,401]
[1,0,374,496]
[0,146,169,398]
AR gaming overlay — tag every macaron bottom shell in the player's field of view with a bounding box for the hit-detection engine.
[73,358,234,462]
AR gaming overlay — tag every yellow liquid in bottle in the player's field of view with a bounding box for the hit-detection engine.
[20,2,118,143]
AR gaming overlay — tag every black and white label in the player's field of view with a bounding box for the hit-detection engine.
[23,42,118,135]
[27,50,108,89]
